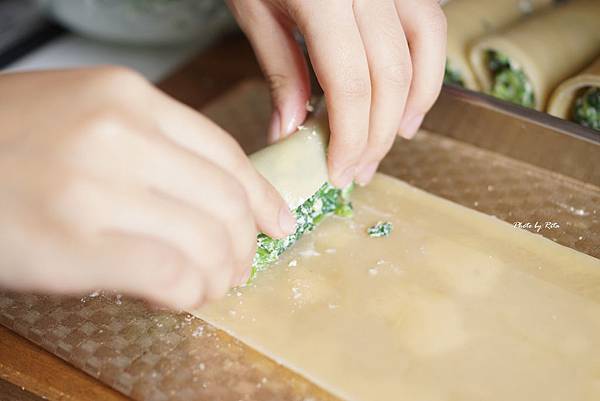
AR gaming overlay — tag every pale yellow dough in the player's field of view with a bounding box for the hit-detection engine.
[470,0,600,111]
[250,107,329,209]
[444,0,552,90]
[547,56,600,119]
[196,174,600,401]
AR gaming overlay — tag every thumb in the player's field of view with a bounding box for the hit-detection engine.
[228,1,311,142]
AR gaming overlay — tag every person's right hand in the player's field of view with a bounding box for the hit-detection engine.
[0,67,296,309]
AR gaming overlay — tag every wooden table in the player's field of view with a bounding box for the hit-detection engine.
[0,32,263,401]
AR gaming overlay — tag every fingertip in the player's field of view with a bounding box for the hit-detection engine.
[355,161,378,187]
[399,113,424,140]
[268,110,281,143]
[278,206,297,236]
[330,165,356,189]
[234,267,253,288]
[162,267,206,310]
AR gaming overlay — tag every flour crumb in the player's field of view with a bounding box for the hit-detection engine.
[299,249,321,257]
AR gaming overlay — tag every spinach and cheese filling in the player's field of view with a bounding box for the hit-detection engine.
[572,86,600,131]
[250,183,353,280]
[444,62,465,87]
[367,222,393,238]
[487,50,535,108]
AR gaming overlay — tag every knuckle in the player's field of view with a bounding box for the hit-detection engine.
[369,134,397,160]
[82,107,126,135]
[328,75,371,100]
[379,62,413,90]
[420,4,447,35]
[266,73,291,93]
[86,66,150,98]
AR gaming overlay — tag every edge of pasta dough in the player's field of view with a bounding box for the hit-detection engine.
[444,0,552,91]
[547,57,600,119]
[196,173,600,401]
[469,0,600,111]
[250,108,330,210]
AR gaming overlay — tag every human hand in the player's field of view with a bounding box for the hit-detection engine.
[0,68,296,309]
[227,0,447,187]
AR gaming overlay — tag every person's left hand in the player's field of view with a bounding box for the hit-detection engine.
[227,0,447,186]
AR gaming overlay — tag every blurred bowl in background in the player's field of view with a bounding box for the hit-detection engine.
[38,0,236,46]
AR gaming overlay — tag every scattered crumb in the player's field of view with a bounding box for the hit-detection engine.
[288,259,298,267]
[299,249,321,257]
[367,221,393,238]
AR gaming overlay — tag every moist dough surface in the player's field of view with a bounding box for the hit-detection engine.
[195,174,600,401]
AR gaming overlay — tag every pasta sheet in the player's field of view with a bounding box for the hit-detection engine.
[196,174,600,401]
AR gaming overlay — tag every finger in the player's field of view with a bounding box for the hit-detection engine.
[16,228,207,309]
[150,97,297,239]
[353,0,412,185]
[227,0,311,143]
[395,0,447,139]
[52,177,237,301]
[293,0,371,187]
[73,127,258,281]
[90,232,208,309]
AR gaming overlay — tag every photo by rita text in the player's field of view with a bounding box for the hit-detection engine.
[513,221,560,233]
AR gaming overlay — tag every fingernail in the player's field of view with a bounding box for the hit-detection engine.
[356,162,378,186]
[400,114,424,139]
[268,110,281,143]
[279,206,297,235]
[284,115,299,137]
[237,268,252,287]
[334,166,356,188]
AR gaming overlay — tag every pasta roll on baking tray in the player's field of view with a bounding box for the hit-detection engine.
[469,0,600,111]
[547,56,600,131]
[443,0,553,90]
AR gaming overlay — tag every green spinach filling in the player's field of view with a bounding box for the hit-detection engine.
[367,222,393,238]
[572,86,600,131]
[487,50,535,108]
[444,62,465,87]
[250,183,353,280]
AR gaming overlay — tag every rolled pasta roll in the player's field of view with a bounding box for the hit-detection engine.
[249,104,353,278]
[444,0,552,90]
[547,57,600,131]
[469,0,600,111]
